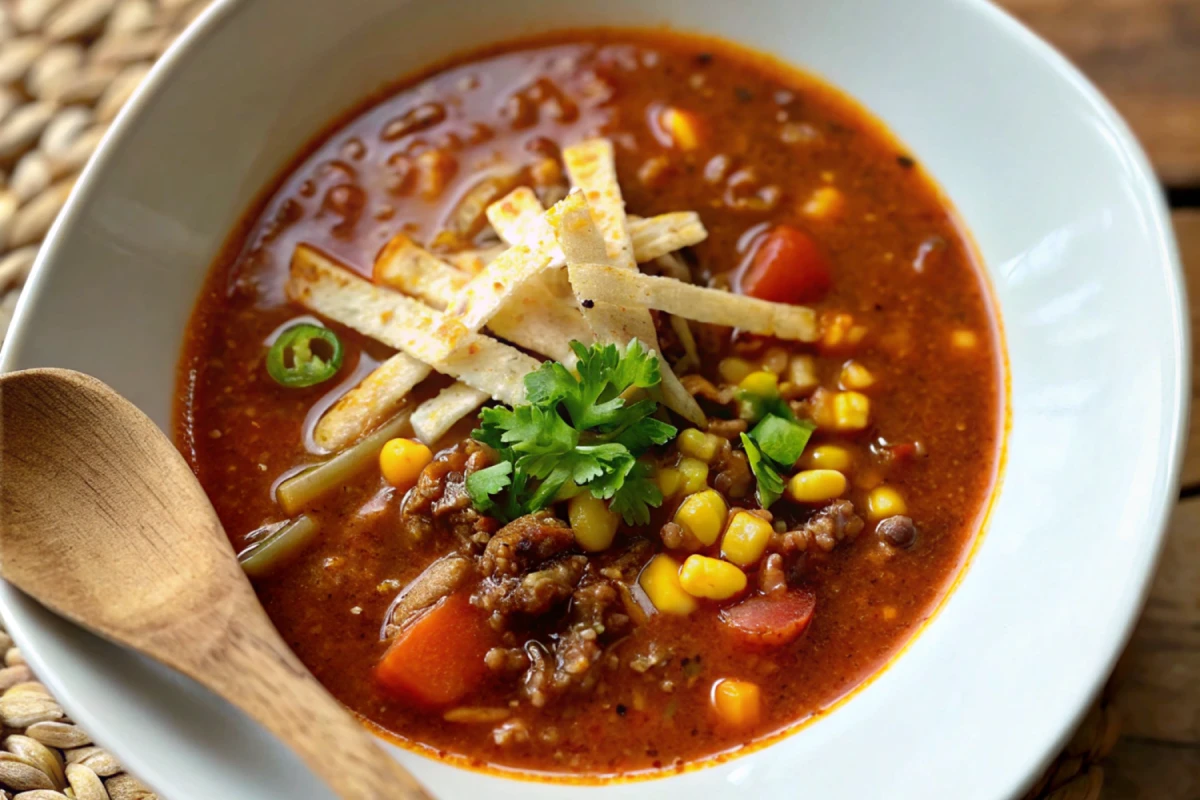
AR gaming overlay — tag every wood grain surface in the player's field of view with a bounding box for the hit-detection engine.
[1001,0,1200,186]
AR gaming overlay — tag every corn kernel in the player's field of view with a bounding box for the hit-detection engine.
[657,467,684,499]
[787,355,819,392]
[840,360,876,390]
[739,371,779,397]
[639,554,697,615]
[787,469,848,503]
[821,313,855,349]
[761,347,790,375]
[659,107,702,151]
[721,511,774,566]
[801,444,853,472]
[867,486,907,521]
[847,325,869,344]
[832,391,870,430]
[802,186,844,220]
[379,438,433,489]
[718,357,754,385]
[568,493,619,552]
[677,458,709,494]
[678,555,747,600]
[674,489,728,546]
[678,428,723,463]
[809,387,837,429]
[711,679,761,728]
[952,329,978,349]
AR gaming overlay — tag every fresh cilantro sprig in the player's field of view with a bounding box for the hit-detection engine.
[466,340,676,525]
[740,392,816,508]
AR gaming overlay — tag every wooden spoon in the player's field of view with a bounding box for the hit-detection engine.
[0,368,431,800]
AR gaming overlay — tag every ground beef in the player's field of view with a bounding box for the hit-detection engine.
[711,439,753,499]
[680,374,736,409]
[758,552,788,595]
[473,513,582,630]
[399,441,498,544]
[773,500,864,554]
[521,577,625,707]
[485,646,531,676]
[659,521,687,549]
[706,417,747,439]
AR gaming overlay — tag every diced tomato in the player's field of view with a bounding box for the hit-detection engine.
[741,225,833,304]
[375,591,496,707]
[718,590,816,648]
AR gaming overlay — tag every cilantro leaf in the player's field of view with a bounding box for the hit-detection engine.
[465,462,513,515]
[741,433,786,508]
[466,340,678,524]
[750,414,815,467]
[607,461,664,525]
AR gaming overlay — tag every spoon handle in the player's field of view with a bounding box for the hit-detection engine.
[202,614,432,800]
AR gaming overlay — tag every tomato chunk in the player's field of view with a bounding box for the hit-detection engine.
[741,225,832,304]
[718,590,816,648]
[376,590,495,707]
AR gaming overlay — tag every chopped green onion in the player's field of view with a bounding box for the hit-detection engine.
[266,323,344,388]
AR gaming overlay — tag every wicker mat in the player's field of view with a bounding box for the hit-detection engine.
[0,2,1117,798]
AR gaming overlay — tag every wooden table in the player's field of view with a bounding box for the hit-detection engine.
[1000,1,1200,796]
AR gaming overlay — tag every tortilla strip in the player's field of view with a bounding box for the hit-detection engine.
[567,263,818,342]
[486,186,547,246]
[561,140,706,425]
[313,352,431,451]
[374,234,587,363]
[411,382,491,445]
[288,245,538,406]
[445,245,505,274]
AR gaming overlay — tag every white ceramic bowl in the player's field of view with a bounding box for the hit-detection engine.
[0,0,1187,797]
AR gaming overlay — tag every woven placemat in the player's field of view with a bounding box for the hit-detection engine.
[0,3,1119,798]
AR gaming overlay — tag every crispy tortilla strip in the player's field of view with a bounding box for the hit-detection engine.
[629,213,707,263]
[550,173,705,426]
[567,262,818,341]
[668,314,700,373]
[488,187,707,261]
[313,352,431,451]
[441,193,578,338]
[563,139,637,268]
[374,234,587,363]
[486,186,547,246]
[411,382,490,445]
[444,245,505,274]
[288,245,538,406]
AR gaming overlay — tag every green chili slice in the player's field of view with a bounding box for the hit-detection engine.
[266,323,344,388]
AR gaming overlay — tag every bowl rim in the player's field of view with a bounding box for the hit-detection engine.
[0,0,1189,797]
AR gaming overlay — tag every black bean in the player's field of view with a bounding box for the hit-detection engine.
[877,515,917,548]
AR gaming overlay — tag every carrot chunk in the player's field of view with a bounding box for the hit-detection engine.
[718,590,816,648]
[376,591,495,707]
[741,225,832,304]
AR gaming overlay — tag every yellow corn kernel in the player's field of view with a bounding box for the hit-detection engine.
[657,467,684,499]
[848,325,869,344]
[718,357,754,385]
[739,370,779,397]
[678,555,747,600]
[808,387,837,429]
[952,329,978,349]
[721,511,773,566]
[639,554,697,615]
[568,493,619,552]
[840,361,876,390]
[379,438,433,489]
[677,457,709,495]
[787,354,819,393]
[761,347,790,375]
[802,186,844,220]
[711,679,762,728]
[678,428,723,463]
[674,489,728,546]
[832,391,870,430]
[821,313,855,348]
[787,469,848,503]
[867,486,908,521]
[801,444,853,472]
[660,106,702,150]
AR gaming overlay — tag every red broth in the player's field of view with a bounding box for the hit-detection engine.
[176,30,1002,777]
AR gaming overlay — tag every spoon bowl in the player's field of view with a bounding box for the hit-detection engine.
[0,367,430,800]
